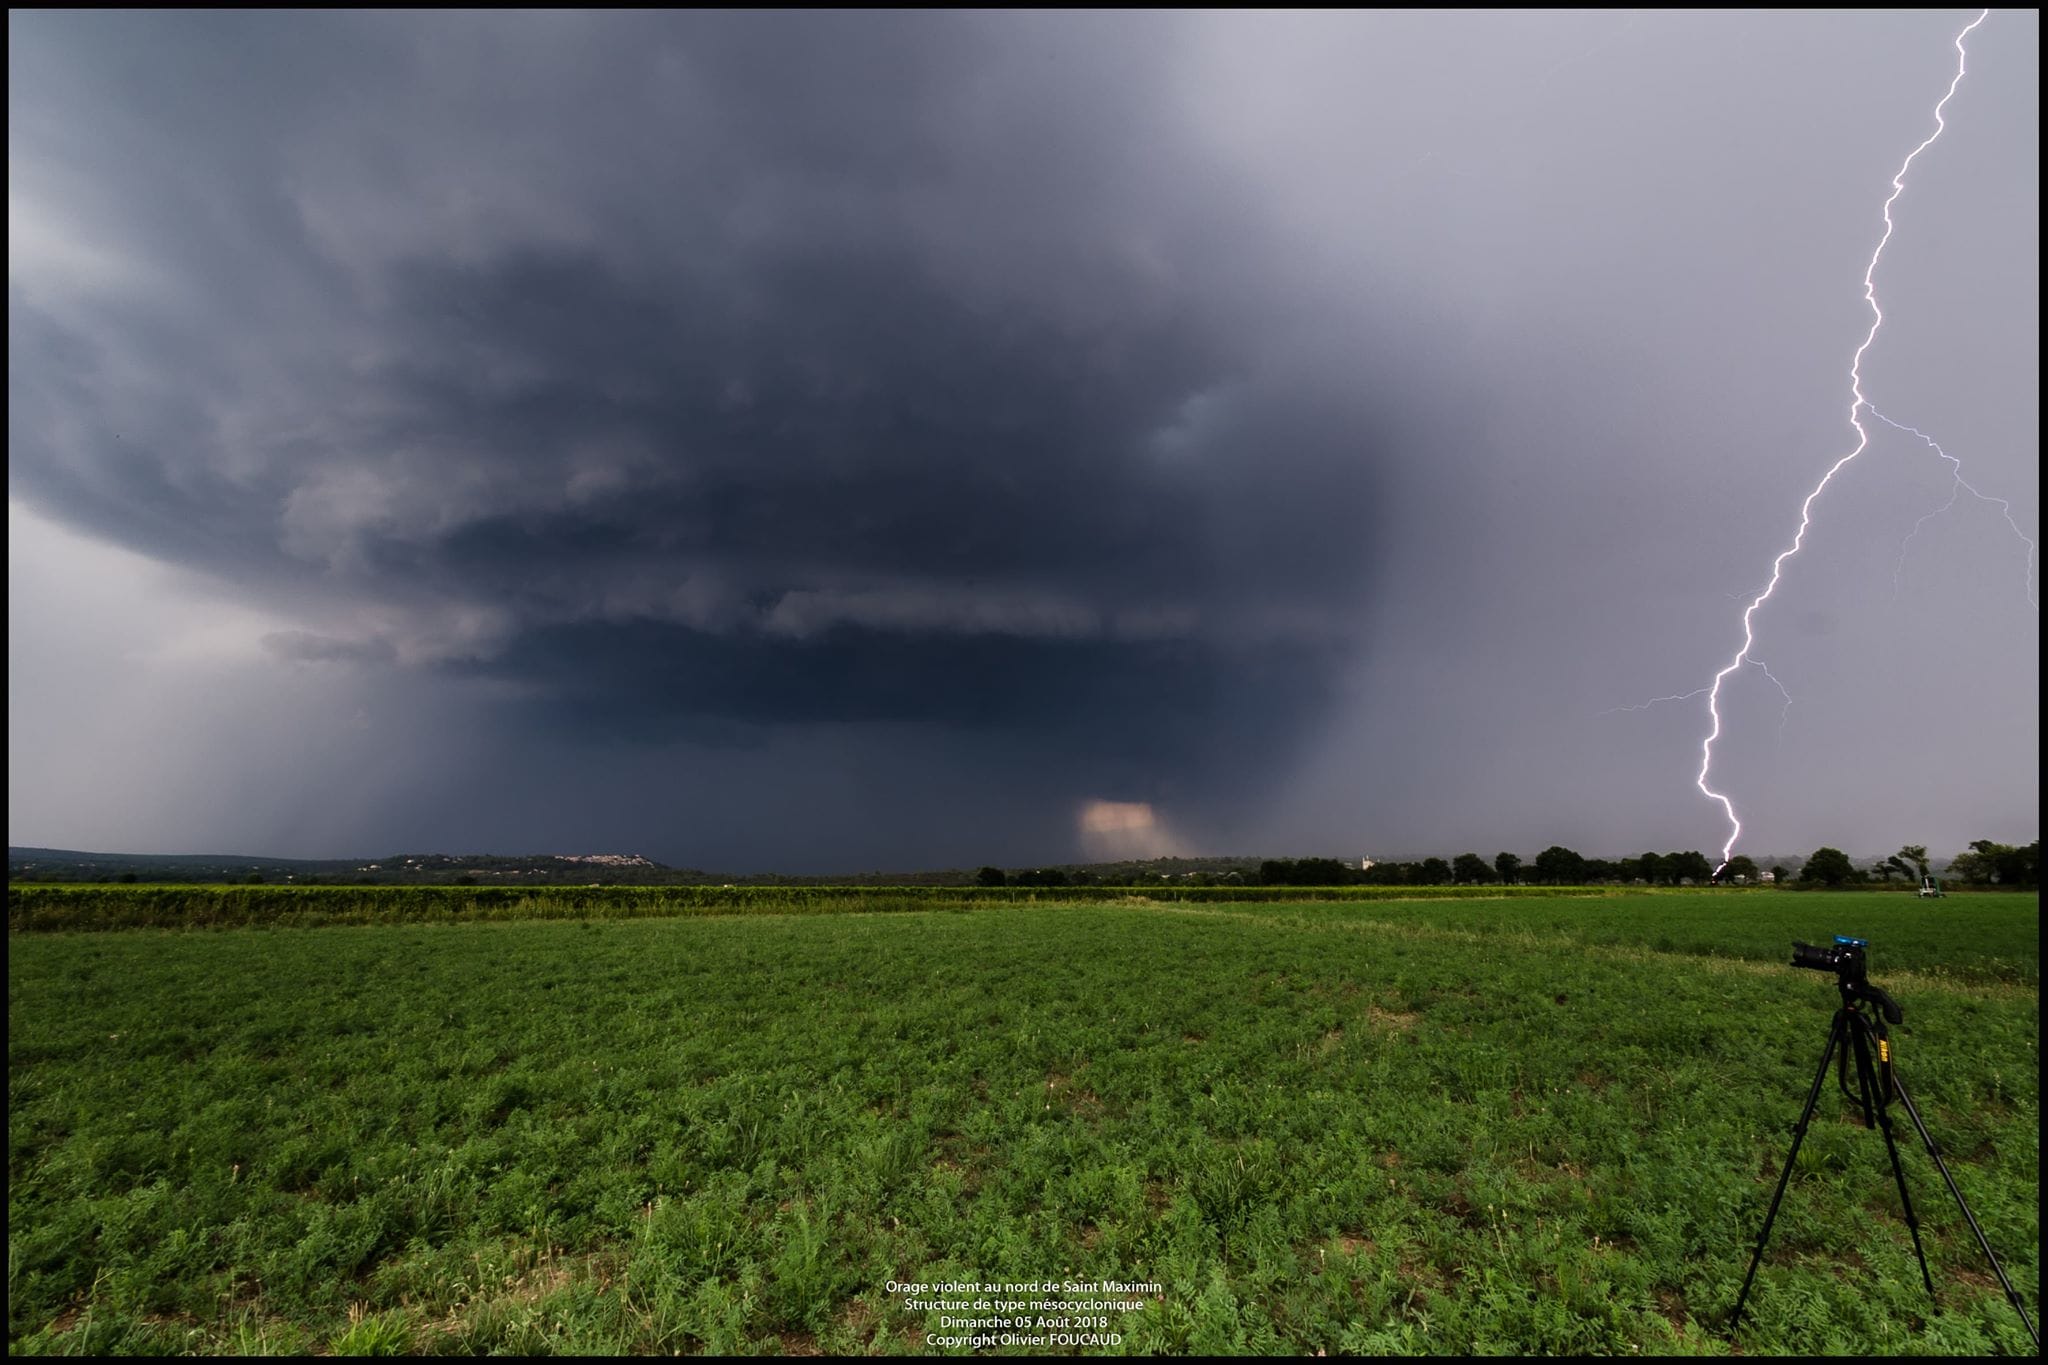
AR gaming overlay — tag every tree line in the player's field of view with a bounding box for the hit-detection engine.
[1796,840,2038,888]
[980,847,1721,888]
[1255,848,1721,886]
[976,837,2038,889]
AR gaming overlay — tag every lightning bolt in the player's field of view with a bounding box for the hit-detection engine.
[1872,406,2039,608]
[1601,687,1712,717]
[1752,657,1795,738]
[1695,9,1991,873]
[1599,658,1791,726]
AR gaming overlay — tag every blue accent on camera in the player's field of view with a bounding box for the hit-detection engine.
[1834,935,1869,947]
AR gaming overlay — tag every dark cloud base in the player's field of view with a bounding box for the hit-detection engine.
[463,621,1346,783]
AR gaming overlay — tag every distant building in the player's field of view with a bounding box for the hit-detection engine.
[1360,857,1376,871]
[1760,869,1776,883]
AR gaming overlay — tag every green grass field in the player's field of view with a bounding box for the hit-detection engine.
[7,891,2039,1354]
[5,882,1620,934]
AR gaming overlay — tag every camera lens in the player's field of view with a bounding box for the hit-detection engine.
[1790,941,1837,971]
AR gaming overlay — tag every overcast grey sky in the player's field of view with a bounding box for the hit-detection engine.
[9,10,2037,870]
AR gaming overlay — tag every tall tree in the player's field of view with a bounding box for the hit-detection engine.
[1494,852,1522,884]
[1958,839,2040,887]
[1945,848,1991,884]
[1720,855,1760,883]
[1452,853,1492,884]
[1293,857,1353,885]
[1896,845,1930,882]
[1669,851,1714,884]
[1533,845,1587,884]
[1799,847,1855,887]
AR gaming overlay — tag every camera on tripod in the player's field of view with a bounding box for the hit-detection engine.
[1731,933,2038,1348]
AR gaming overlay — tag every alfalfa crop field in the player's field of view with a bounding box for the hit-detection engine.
[7,888,2039,1355]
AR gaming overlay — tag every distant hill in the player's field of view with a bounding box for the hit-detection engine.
[6,846,703,886]
[9,847,362,881]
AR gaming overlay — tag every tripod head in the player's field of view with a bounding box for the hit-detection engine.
[1791,936,1903,1024]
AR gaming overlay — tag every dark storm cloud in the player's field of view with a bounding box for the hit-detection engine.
[8,10,1396,809]
[460,620,1341,758]
[18,12,2029,871]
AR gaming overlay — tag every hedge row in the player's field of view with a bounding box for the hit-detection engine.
[6,881,1613,932]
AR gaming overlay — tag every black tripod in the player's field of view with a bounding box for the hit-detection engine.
[1730,950,2039,1350]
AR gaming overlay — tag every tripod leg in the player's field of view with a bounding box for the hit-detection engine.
[1846,1017,1936,1301]
[1840,1032,1874,1127]
[1886,1069,2042,1352]
[1732,1009,1847,1337]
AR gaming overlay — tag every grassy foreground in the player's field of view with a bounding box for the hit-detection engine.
[7,891,2039,1354]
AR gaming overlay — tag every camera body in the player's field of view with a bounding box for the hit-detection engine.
[1791,935,1901,1024]
[1791,935,1867,982]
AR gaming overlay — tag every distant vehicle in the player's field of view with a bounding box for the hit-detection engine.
[1918,876,1943,899]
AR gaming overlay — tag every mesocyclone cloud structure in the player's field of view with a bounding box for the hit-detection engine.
[6,11,1391,865]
